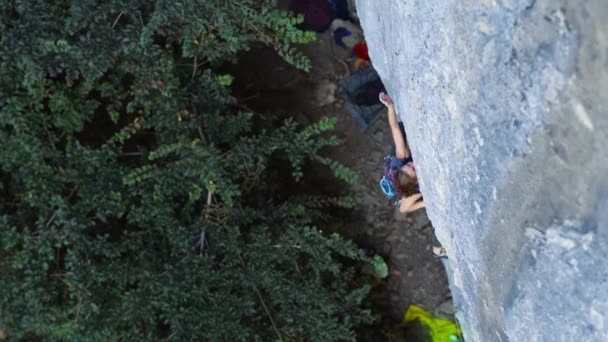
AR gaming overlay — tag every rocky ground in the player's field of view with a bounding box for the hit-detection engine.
[231,29,451,324]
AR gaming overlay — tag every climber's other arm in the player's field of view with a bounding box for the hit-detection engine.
[399,193,425,213]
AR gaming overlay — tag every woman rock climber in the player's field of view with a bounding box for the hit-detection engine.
[379,92,447,258]
[378,92,425,214]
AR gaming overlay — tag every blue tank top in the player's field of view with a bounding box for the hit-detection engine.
[384,156,420,194]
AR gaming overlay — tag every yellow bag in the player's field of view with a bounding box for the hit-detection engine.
[404,305,461,342]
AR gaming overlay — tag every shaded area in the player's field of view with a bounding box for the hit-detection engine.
[229,30,451,326]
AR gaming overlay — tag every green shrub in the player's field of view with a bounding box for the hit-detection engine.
[0,1,371,340]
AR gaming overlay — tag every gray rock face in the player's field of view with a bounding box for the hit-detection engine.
[356,1,608,341]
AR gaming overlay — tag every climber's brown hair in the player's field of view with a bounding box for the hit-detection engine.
[395,171,418,197]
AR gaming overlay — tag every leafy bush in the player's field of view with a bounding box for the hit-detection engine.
[0,1,372,340]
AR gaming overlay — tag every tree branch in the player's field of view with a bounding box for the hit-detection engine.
[191,56,198,80]
[198,187,213,254]
[112,11,124,29]
[45,185,79,228]
[238,254,283,341]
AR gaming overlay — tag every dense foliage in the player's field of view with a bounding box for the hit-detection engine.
[0,1,372,340]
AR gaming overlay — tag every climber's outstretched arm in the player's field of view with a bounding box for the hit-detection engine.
[379,92,410,159]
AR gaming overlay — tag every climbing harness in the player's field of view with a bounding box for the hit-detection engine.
[379,176,402,207]
[379,176,396,197]
[380,154,404,207]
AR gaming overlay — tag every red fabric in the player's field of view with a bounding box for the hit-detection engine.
[353,42,369,61]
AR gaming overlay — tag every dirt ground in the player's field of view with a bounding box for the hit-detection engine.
[231,30,451,324]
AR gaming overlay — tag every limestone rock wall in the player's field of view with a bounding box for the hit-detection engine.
[356,1,608,341]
